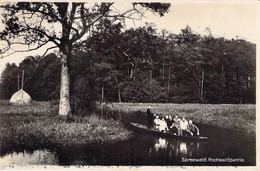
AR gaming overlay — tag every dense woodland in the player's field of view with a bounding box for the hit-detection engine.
[0,20,256,113]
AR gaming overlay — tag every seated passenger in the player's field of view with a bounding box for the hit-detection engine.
[158,117,168,133]
[153,115,160,130]
[165,115,175,134]
[169,121,178,135]
[187,120,200,136]
[173,114,181,135]
[180,117,189,136]
[173,114,179,123]
[164,115,173,132]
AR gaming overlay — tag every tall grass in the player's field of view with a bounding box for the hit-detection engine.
[0,114,133,151]
[0,100,133,151]
[0,100,58,115]
[107,103,256,135]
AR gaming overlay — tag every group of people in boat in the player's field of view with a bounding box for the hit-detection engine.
[147,106,199,136]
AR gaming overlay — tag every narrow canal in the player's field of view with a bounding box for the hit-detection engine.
[0,112,255,166]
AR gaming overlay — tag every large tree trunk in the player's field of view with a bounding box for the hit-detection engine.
[59,46,71,116]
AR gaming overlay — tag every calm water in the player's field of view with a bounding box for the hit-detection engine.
[0,113,256,166]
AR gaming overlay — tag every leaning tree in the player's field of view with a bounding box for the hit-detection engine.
[0,2,170,115]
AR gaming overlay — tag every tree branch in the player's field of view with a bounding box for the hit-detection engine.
[0,4,62,23]
[69,3,114,43]
[41,46,58,57]
[0,41,49,59]
[31,27,60,46]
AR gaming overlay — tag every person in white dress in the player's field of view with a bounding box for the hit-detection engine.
[158,117,167,132]
[153,115,160,130]
[154,115,167,132]
[180,117,189,135]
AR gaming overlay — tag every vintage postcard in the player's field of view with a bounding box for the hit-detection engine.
[0,0,258,170]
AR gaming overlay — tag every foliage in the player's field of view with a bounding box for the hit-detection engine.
[0,63,19,99]
[0,25,256,106]
[70,51,97,115]
[0,2,171,115]
[0,2,254,116]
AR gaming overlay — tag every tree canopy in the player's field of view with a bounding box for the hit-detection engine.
[0,2,170,115]
[0,24,256,111]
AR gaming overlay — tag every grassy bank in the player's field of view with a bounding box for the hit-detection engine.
[0,100,58,115]
[107,102,256,135]
[0,100,133,149]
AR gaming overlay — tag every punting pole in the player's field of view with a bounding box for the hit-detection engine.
[21,70,24,101]
[18,74,20,91]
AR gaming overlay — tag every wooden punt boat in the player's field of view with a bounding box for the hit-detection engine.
[130,122,208,140]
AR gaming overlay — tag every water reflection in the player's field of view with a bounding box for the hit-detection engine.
[0,124,255,165]
[149,137,200,158]
[0,149,58,165]
[180,142,187,155]
[0,136,201,166]
[154,138,167,151]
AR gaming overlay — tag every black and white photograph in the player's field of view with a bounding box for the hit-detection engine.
[0,0,257,168]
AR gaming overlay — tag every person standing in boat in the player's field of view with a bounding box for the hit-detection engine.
[147,105,154,128]
[187,120,200,136]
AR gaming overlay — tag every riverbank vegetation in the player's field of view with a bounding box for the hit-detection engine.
[0,100,58,115]
[107,102,255,135]
[0,101,133,152]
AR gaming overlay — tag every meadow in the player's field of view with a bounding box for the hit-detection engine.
[0,100,133,151]
[107,102,256,135]
[0,100,58,115]
[0,99,255,151]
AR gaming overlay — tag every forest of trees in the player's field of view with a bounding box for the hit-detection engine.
[0,21,256,113]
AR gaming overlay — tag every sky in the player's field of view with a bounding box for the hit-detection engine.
[0,0,258,77]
